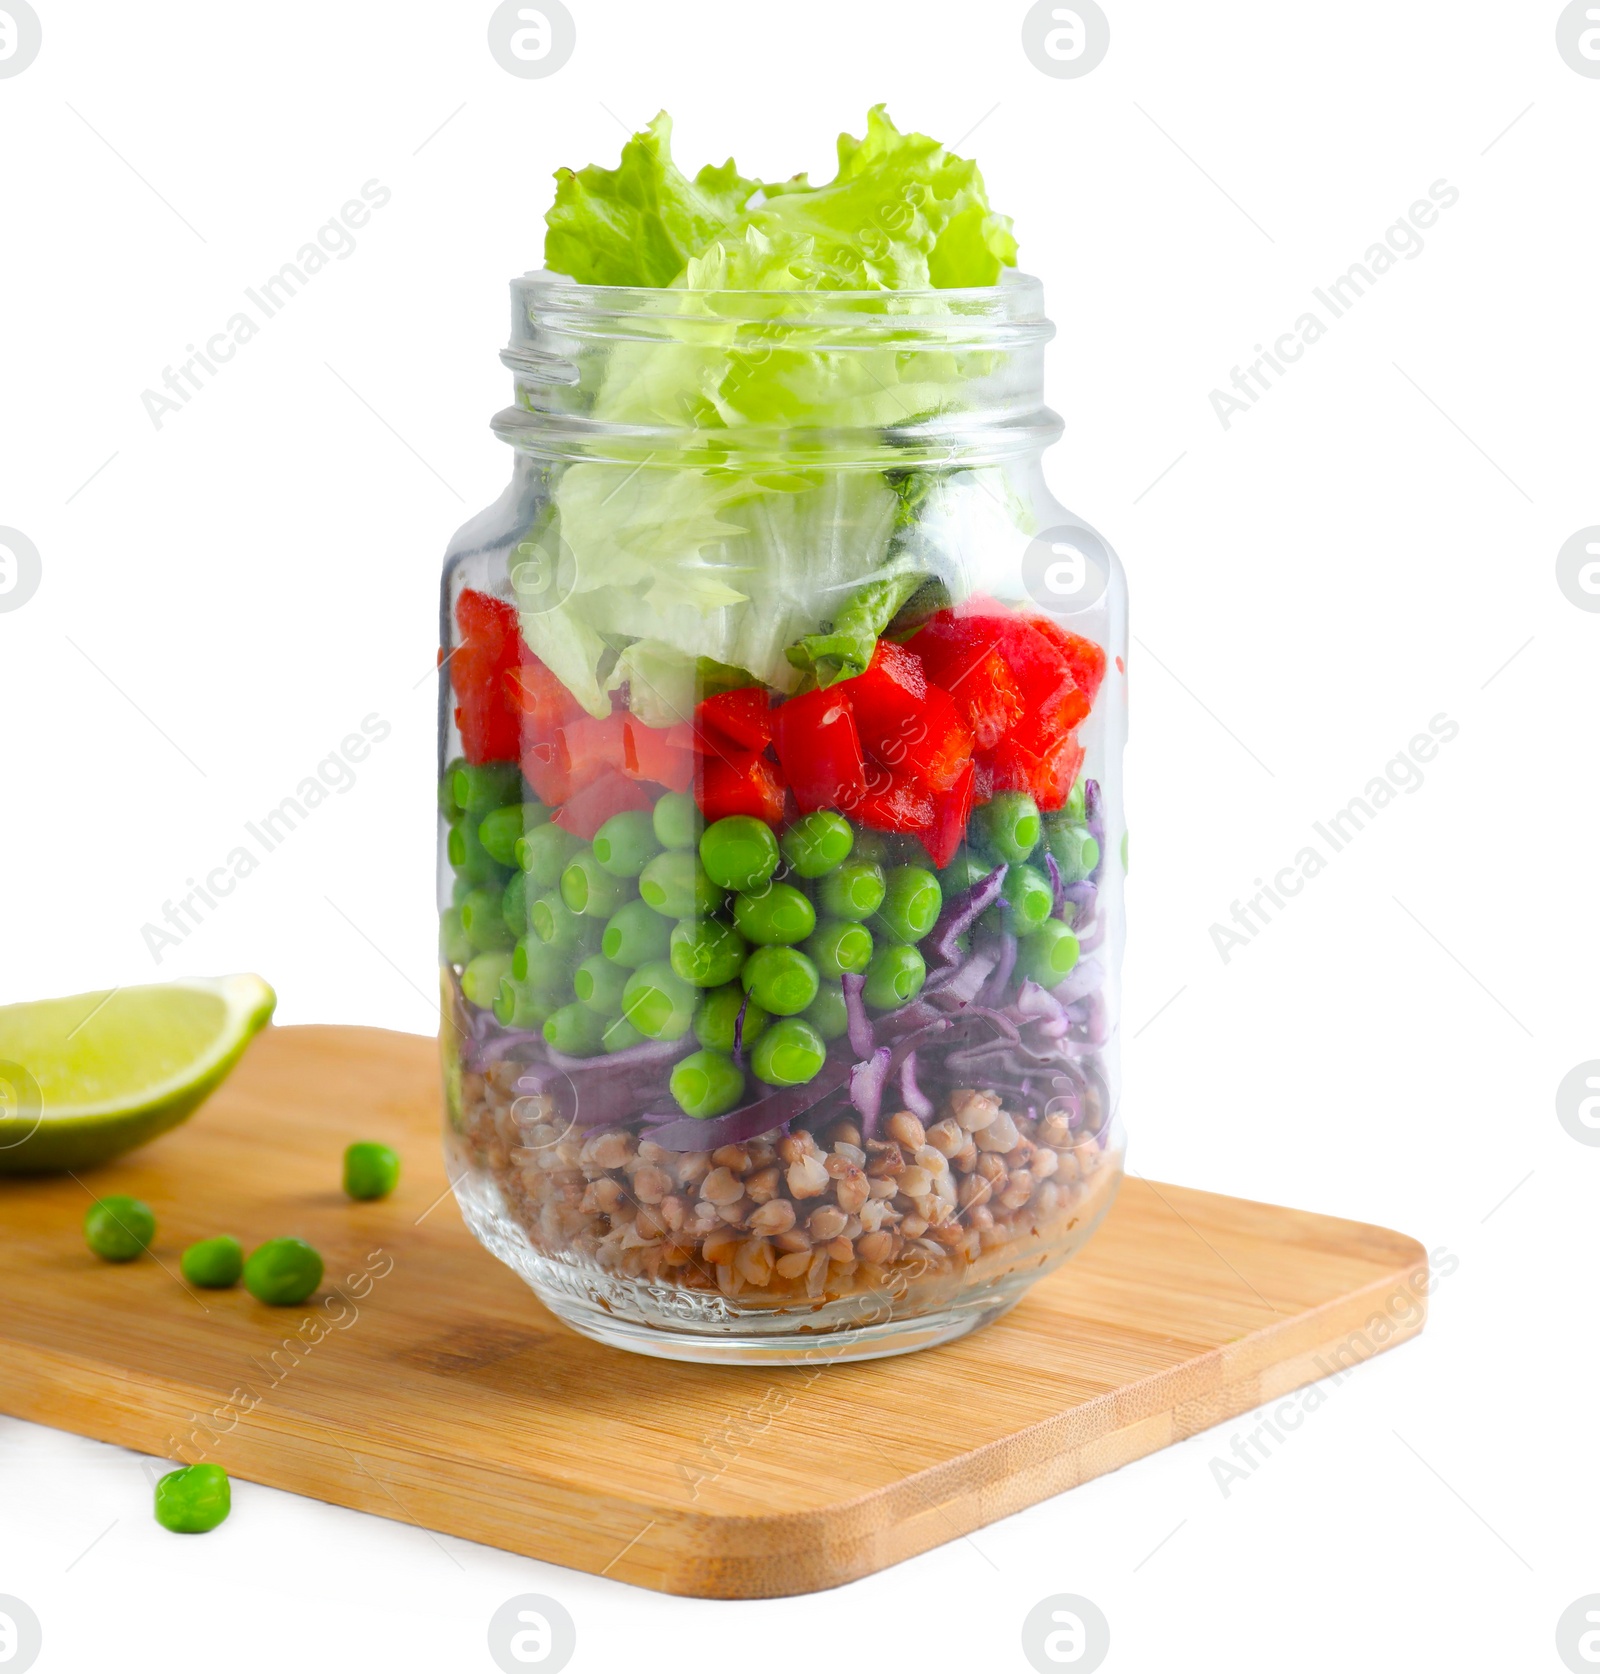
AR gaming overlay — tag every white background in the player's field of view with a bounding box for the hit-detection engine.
[2,1,1597,1669]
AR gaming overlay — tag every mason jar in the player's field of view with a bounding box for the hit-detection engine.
[437,269,1127,1363]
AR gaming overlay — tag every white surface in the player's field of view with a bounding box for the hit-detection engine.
[2,1,1596,1669]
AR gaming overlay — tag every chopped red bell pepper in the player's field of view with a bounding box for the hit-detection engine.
[562,711,632,793]
[695,749,786,826]
[624,717,695,793]
[983,733,1086,813]
[853,762,934,834]
[842,642,973,795]
[503,657,582,736]
[924,758,977,868]
[452,588,523,764]
[552,768,655,839]
[1029,618,1107,707]
[771,687,868,814]
[910,615,1026,750]
[695,687,773,753]
[520,733,572,805]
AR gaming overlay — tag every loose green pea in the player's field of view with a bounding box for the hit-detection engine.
[669,917,748,987]
[1042,817,1099,885]
[741,945,820,1017]
[780,810,853,878]
[544,1002,608,1057]
[694,985,769,1053]
[574,953,629,1015]
[602,899,674,967]
[592,810,662,879]
[479,802,549,867]
[561,850,631,918]
[83,1195,155,1262]
[438,907,472,966]
[807,919,874,978]
[1002,862,1055,934]
[621,961,697,1041]
[652,790,702,851]
[461,951,512,1009]
[699,816,780,892]
[495,976,554,1029]
[343,1142,401,1201]
[516,822,582,888]
[874,866,942,945]
[452,761,522,815]
[863,943,927,1010]
[179,1234,243,1288]
[751,1017,827,1087]
[974,791,1041,865]
[1019,921,1081,986]
[804,979,850,1041]
[733,882,816,946]
[603,1015,647,1053]
[638,850,724,918]
[669,1050,747,1118]
[818,860,885,922]
[460,886,515,953]
[243,1237,323,1306]
[154,1463,231,1534]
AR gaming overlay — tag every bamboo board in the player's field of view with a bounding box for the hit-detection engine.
[0,1025,1427,1597]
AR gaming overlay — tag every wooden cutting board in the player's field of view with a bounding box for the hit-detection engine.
[0,1025,1427,1598]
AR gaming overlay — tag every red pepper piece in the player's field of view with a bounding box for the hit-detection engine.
[966,613,1090,735]
[923,758,977,868]
[551,769,655,839]
[843,643,972,794]
[853,762,934,834]
[562,711,632,793]
[1029,734,1086,813]
[695,749,786,826]
[695,687,773,753]
[452,588,522,764]
[1029,618,1107,707]
[503,658,582,736]
[771,686,868,814]
[520,733,572,805]
[623,717,695,793]
[911,618,1025,751]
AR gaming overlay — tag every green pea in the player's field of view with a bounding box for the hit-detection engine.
[495,977,555,1029]
[849,828,893,866]
[343,1142,401,1201]
[438,907,472,967]
[669,1049,747,1118]
[751,1017,827,1087]
[180,1235,243,1289]
[733,882,816,946]
[874,866,942,944]
[1002,862,1055,934]
[84,1196,156,1261]
[669,917,748,987]
[781,810,853,878]
[500,872,529,938]
[1042,816,1099,885]
[699,815,780,892]
[512,934,569,991]
[544,1002,608,1057]
[460,886,515,953]
[243,1237,323,1306]
[804,978,850,1041]
[974,791,1041,865]
[479,802,549,867]
[516,822,582,888]
[741,945,820,1017]
[461,951,512,1008]
[603,1015,647,1053]
[694,984,769,1053]
[639,850,724,918]
[863,943,927,1010]
[1019,921,1081,986]
[452,761,522,815]
[448,821,510,887]
[652,790,702,851]
[154,1463,231,1534]
[602,899,674,967]
[561,850,632,918]
[573,953,629,1015]
[439,758,466,819]
[807,919,873,978]
[1065,778,1087,822]
[818,861,885,922]
[621,961,697,1041]
[529,889,598,953]
[450,874,475,907]
[592,810,662,879]
[938,851,995,894]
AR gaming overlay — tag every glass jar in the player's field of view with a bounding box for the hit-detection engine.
[438,270,1126,1363]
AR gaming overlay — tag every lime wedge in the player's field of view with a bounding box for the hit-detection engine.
[0,975,275,1173]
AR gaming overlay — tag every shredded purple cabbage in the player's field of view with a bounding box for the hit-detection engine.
[641,1050,854,1151]
[1052,956,1103,1007]
[926,864,1008,966]
[732,993,750,1068]
[841,971,874,1059]
[1085,778,1106,886]
[899,1050,934,1119]
[979,933,1017,1007]
[1044,850,1066,921]
[849,1047,892,1132]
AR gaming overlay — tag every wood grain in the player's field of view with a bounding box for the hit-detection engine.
[0,1025,1428,1597]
